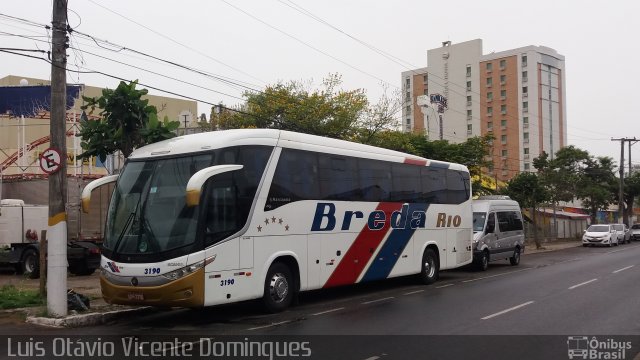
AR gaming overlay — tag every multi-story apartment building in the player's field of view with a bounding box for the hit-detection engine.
[401,39,566,182]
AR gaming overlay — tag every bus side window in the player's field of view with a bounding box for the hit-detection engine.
[358,159,391,202]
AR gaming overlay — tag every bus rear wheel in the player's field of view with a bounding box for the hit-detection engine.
[263,262,293,313]
[418,248,439,285]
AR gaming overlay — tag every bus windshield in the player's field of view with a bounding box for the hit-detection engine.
[104,154,212,258]
[103,145,273,262]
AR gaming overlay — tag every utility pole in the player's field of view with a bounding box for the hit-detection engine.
[48,0,68,317]
[612,137,637,225]
[628,138,638,225]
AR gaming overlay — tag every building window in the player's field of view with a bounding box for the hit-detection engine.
[522,55,527,67]
[405,91,410,102]
[487,107,493,116]
[501,119,507,128]
[501,149,508,157]
[486,77,492,87]
[522,71,528,82]
[423,75,428,83]
[524,163,530,171]
[486,62,493,71]
[522,86,528,94]
[467,109,472,120]
[466,65,471,77]
[524,148,529,155]
[501,135,507,144]
[467,95,472,106]
[523,132,529,143]
[487,92,493,101]
[467,124,472,133]
[500,75,506,85]
[501,105,507,115]
[406,105,411,114]
[500,59,506,70]
[500,90,506,100]
[487,121,493,130]
[423,89,428,95]
[523,101,529,113]
[467,81,472,91]
[405,78,410,88]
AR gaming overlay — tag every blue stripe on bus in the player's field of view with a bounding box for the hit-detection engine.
[360,203,429,282]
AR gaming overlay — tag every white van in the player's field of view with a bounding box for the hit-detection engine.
[472,196,525,271]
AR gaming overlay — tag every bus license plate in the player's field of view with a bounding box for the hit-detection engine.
[127,292,144,301]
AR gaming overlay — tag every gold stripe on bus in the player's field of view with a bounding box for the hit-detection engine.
[48,212,67,226]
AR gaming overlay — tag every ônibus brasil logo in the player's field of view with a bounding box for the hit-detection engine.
[567,336,632,359]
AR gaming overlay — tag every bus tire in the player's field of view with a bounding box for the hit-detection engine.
[418,248,439,285]
[509,247,521,266]
[263,262,294,313]
[22,249,40,279]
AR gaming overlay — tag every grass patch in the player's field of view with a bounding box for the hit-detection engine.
[0,285,44,309]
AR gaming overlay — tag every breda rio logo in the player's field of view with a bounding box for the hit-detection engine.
[310,202,461,232]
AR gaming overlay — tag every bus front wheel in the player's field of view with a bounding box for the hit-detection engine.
[418,248,439,285]
[263,262,294,313]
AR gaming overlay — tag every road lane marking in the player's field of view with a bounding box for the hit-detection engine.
[363,357,381,360]
[613,265,634,274]
[481,301,534,320]
[311,307,345,316]
[247,320,292,331]
[568,278,598,290]
[435,284,454,289]
[403,289,425,295]
[462,267,533,283]
[362,297,394,305]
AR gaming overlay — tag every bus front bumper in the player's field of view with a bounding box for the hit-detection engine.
[100,268,205,308]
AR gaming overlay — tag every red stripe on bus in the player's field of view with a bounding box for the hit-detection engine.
[323,202,403,288]
[404,158,427,166]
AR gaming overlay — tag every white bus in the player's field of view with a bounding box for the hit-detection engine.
[82,129,473,312]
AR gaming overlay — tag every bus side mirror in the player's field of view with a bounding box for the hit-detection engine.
[186,164,244,207]
[81,175,119,213]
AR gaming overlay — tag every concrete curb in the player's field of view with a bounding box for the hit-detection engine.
[25,306,156,328]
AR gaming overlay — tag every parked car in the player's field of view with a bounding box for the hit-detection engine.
[582,224,618,247]
[610,223,630,244]
[631,224,640,241]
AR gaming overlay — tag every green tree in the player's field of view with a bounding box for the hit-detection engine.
[78,80,180,161]
[219,74,368,139]
[503,172,549,249]
[625,171,640,223]
[578,156,617,223]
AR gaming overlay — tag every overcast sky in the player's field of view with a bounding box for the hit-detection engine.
[1,0,639,168]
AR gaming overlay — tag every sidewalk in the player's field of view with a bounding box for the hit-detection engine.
[524,239,582,254]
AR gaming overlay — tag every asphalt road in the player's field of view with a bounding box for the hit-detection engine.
[14,242,637,337]
[2,243,640,359]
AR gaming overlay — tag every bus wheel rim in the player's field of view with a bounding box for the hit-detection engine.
[424,259,434,277]
[269,273,289,303]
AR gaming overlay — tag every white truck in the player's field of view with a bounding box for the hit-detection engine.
[0,199,101,278]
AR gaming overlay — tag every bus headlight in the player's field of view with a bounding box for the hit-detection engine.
[162,255,216,281]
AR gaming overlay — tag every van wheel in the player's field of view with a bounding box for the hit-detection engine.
[476,250,489,271]
[418,248,439,285]
[22,249,40,279]
[263,262,293,313]
[509,247,521,266]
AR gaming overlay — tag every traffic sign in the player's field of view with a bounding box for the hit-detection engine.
[39,147,62,174]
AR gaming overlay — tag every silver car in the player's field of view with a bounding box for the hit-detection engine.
[631,224,640,241]
[611,224,630,244]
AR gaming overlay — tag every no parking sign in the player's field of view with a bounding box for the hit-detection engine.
[39,147,62,174]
